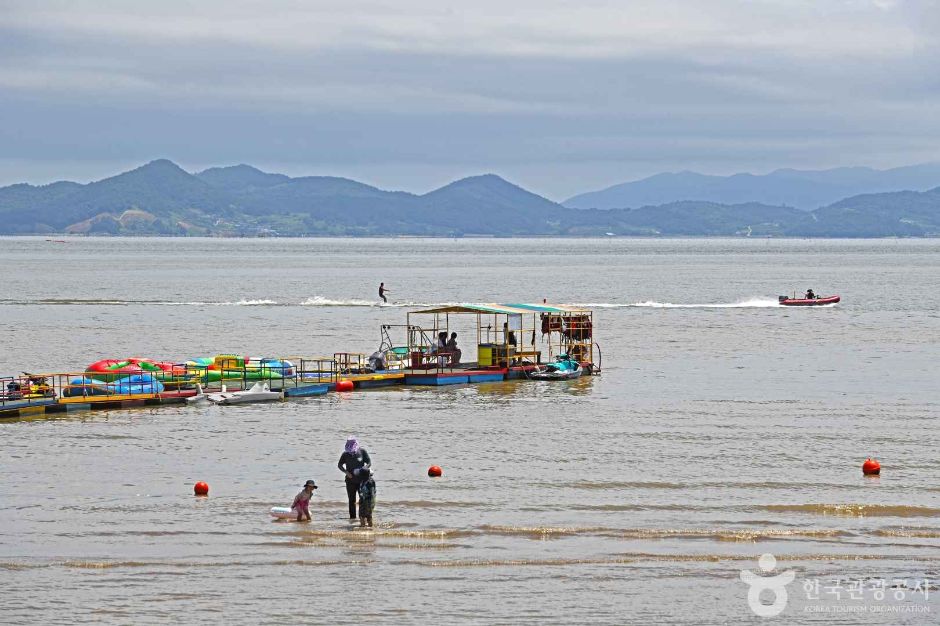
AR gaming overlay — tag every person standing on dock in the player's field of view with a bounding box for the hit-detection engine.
[378,282,390,304]
[338,436,372,520]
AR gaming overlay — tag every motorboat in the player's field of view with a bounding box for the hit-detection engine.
[207,381,283,405]
[778,295,840,306]
[529,355,583,380]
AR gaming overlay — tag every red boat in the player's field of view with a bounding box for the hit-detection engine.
[778,295,840,306]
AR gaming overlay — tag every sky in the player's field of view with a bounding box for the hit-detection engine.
[1,0,939,200]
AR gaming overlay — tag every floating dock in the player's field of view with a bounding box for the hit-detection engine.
[1,303,599,419]
[0,388,197,419]
[403,368,508,386]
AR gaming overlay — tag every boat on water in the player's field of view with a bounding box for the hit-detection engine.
[529,355,582,380]
[778,295,840,306]
[207,381,283,405]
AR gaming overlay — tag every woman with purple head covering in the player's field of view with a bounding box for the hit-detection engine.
[337,435,372,519]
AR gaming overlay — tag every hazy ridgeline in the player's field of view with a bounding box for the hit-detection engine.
[3,160,940,237]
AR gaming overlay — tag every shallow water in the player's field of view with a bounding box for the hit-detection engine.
[1,237,938,624]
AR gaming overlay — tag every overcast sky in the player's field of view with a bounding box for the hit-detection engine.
[1,0,939,199]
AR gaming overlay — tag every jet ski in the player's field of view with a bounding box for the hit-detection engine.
[529,354,583,380]
[778,295,840,306]
[207,381,283,405]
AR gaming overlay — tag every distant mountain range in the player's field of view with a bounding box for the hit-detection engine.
[1,159,939,237]
[0,160,563,237]
[564,164,940,211]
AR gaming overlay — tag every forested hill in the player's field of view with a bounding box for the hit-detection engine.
[1,160,938,237]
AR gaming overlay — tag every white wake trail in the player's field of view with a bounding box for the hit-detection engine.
[571,298,781,309]
[299,296,455,308]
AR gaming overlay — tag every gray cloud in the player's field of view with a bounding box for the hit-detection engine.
[1,0,939,198]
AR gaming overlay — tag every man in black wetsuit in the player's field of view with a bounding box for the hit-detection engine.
[379,282,389,303]
[338,436,372,519]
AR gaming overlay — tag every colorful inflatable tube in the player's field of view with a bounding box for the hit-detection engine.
[86,358,188,383]
[113,373,164,395]
[64,376,113,397]
[64,374,165,397]
[185,355,294,383]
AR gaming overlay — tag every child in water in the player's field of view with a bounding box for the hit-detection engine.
[356,468,376,527]
[291,480,318,521]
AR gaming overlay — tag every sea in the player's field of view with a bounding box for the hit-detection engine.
[1,236,938,624]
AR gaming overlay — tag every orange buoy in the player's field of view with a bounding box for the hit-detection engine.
[862,458,881,475]
[428,465,443,477]
[336,380,354,392]
[194,481,209,496]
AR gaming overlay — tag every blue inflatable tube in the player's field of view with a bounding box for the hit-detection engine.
[64,377,112,397]
[258,359,295,376]
[64,374,165,397]
[113,374,164,395]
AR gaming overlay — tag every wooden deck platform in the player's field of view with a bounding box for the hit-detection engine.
[0,390,196,420]
[297,371,406,390]
[403,367,508,386]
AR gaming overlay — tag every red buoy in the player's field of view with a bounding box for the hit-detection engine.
[336,380,354,392]
[428,465,442,477]
[862,458,881,475]
[194,481,209,496]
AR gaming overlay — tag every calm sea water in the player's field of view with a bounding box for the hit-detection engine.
[1,236,938,624]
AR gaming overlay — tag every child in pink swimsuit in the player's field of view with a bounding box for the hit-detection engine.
[291,480,318,521]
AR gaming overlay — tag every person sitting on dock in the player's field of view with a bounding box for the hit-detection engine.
[446,332,461,364]
[433,331,449,366]
[503,322,517,347]
[805,289,816,300]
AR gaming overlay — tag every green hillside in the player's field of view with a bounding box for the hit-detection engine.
[2,160,938,237]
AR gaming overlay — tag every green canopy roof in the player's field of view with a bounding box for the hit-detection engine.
[411,303,590,315]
